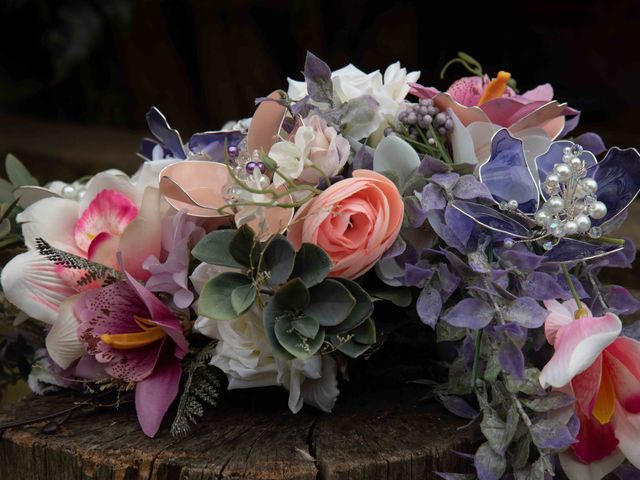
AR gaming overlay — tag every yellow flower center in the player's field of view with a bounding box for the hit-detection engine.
[478,71,511,105]
[592,366,616,424]
[100,316,166,350]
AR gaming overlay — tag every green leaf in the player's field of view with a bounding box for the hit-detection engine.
[304,279,355,327]
[198,273,251,320]
[229,224,258,267]
[230,283,257,316]
[192,230,243,268]
[262,235,295,286]
[290,243,332,287]
[275,278,310,311]
[436,320,466,343]
[291,315,320,339]
[369,287,412,307]
[352,318,376,345]
[262,300,294,359]
[326,279,373,334]
[0,178,14,203]
[333,337,370,358]
[274,314,325,360]
[5,154,38,187]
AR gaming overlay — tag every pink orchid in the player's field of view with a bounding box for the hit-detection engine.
[409,73,578,166]
[1,173,164,325]
[539,300,640,479]
[47,261,188,437]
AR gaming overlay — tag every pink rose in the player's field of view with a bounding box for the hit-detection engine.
[287,170,403,279]
[299,115,350,184]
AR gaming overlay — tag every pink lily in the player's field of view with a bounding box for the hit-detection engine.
[47,258,188,437]
[539,300,640,479]
[1,173,164,324]
[409,73,578,166]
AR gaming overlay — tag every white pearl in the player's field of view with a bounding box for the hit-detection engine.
[546,196,565,214]
[574,185,587,199]
[575,214,591,233]
[580,178,598,195]
[508,199,519,210]
[554,163,572,182]
[61,185,76,199]
[570,157,583,170]
[563,146,572,156]
[545,174,560,186]
[534,209,551,226]
[588,201,607,220]
[564,220,578,235]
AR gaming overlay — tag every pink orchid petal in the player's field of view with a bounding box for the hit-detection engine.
[45,294,85,369]
[87,232,119,269]
[119,187,164,281]
[543,299,578,345]
[612,405,640,468]
[539,312,621,388]
[508,101,568,140]
[74,189,138,253]
[19,197,82,255]
[135,355,182,437]
[606,337,640,381]
[159,161,233,218]
[559,449,625,480]
[572,409,620,463]
[480,99,549,127]
[408,82,440,100]
[74,354,107,380]
[571,355,603,417]
[433,92,491,126]
[604,348,640,414]
[80,171,139,212]
[1,250,77,324]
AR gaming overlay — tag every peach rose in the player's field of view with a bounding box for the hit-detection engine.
[287,170,403,279]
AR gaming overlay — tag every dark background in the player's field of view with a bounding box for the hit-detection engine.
[1,0,639,147]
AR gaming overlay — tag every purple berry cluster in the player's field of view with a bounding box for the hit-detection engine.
[385,99,454,143]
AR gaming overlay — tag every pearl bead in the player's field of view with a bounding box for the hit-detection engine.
[575,214,591,233]
[588,201,607,220]
[580,178,598,195]
[571,144,584,156]
[554,163,572,182]
[546,196,565,214]
[569,157,583,171]
[563,146,572,156]
[562,154,573,163]
[564,220,578,235]
[534,209,551,226]
[227,145,239,158]
[62,185,76,199]
[76,189,86,200]
[503,238,514,249]
[508,199,519,210]
[545,174,560,187]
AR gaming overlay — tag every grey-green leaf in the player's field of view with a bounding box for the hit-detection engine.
[275,278,310,311]
[263,235,295,286]
[229,224,258,267]
[5,154,38,187]
[262,300,294,359]
[192,230,243,268]
[326,278,373,334]
[291,315,320,339]
[274,315,325,360]
[198,273,251,321]
[230,283,257,315]
[290,243,332,287]
[0,178,14,203]
[305,279,355,326]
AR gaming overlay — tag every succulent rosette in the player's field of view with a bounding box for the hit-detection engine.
[0,51,639,480]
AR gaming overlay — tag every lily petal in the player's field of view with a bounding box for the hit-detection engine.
[559,449,625,480]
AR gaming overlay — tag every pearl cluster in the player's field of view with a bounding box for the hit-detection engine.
[60,183,87,200]
[222,146,271,204]
[533,145,606,239]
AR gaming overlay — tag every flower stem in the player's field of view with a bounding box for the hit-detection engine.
[470,329,483,389]
[561,264,585,315]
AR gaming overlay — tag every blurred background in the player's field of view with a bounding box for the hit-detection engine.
[1,0,640,164]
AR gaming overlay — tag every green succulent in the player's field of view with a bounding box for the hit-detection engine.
[192,225,376,359]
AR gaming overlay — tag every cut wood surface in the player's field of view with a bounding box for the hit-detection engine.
[0,384,475,480]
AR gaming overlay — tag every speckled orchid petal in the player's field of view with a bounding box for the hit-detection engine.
[478,129,539,213]
[590,147,640,227]
[159,161,233,218]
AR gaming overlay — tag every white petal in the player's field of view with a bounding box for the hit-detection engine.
[19,197,81,253]
[1,251,77,324]
[373,135,420,186]
[559,450,624,480]
[45,294,85,369]
[449,111,479,165]
[81,171,140,211]
[614,408,640,468]
[301,356,339,413]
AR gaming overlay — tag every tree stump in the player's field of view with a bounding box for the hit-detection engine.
[0,383,476,480]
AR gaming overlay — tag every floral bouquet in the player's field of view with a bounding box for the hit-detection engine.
[1,52,639,480]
